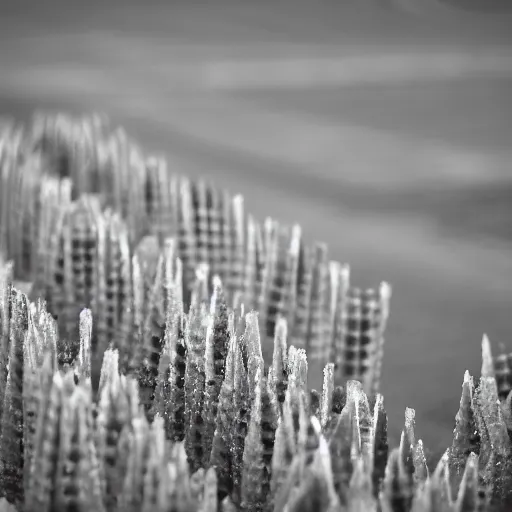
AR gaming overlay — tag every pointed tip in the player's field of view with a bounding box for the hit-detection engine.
[53,369,64,386]
[466,451,478,467]
[399,429,406,449]
[346,379,363,404]
[323,362,335,378]
[290,348,308,390]
[310,415,322,437]
[232,194,244,206]
[481,333,495,378]
[379,281,392,299]
[264,216,274,231]
[274,315,288,341]
[433,448,450,476]
[212,274,223,292]
[290,224,302,255]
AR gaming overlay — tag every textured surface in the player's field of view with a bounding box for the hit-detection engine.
[0,0,511,460]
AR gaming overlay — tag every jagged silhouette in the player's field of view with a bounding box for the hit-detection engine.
[0,114,511,512]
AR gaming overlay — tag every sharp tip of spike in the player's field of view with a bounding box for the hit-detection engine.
[405,407,415,422]
[481,333,495,377]
[380,281,392,298]
[310,415,322,435]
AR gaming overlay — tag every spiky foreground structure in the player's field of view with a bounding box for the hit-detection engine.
[0,267,512,512]
[0,114,511,512]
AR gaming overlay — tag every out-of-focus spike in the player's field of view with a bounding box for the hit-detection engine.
[306,243,329,365]
[481,334,494,379]
[455,452,479,512]
[221,495,238,512]
[132,253,144,335]
[410,478,433,512]
[271,417,295,506]
[429,449,454,511]
[194,179,210,270]
[118,414,151,511]
[326,261,340,363]
[379,447,413,512]
[23,344,54,494]
[261,378,279,485]
[242,215,258,313]
[218,189,233,294]
[205,184,222,283]
[295,391,311,465]
[177,177,196,300]
[284,223,302,322]
[55,385,105,512]
[190,262,210,309]
[142,415,167,512]
[90,205,108,369]
[241,367,266,512]
[189,468,206,510]
[283,429,337,512]
[312,420,340,506]
[398,429,415,484]
[494,351,512,402]
[329,392,356,505]
[145,155,171,244]
[257,217,278,339]
[202,467,218,512]
[332,264,349,385]
[291,245,313,351]
[413,440,429,486]
[114,216,134,374]
[369,281,392,396]
[209,274,222,315]
[98,348,120,398]
[229,195,245,302]
[25,371,64,511]
[347,456,377,512]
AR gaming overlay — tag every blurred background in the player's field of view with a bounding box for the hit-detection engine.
[1,0,511,460]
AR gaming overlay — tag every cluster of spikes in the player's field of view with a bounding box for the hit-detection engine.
[0,113,391,393]
[1,258,512,512]
[0,113,510,512]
